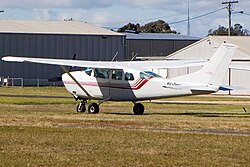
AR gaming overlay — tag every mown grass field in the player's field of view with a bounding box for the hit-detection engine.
[0,87,250,167]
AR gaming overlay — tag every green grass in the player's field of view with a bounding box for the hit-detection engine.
[0,86,70,97]
[0,126,249,167]
[0,97,76,105]
[0,87,250,166]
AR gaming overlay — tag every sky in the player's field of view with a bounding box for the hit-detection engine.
[0,0,250,37]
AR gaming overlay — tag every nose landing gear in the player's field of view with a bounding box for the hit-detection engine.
[76,100,99,114]
[76,101,86,113]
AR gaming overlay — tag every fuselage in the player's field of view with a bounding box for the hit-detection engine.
[62,68,218,101]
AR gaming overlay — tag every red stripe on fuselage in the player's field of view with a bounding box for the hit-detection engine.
[64,77,153,90]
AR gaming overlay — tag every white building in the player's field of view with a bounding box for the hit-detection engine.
[157,36,250,95]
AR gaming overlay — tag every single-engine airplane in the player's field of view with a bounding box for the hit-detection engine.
[2,43,237,115]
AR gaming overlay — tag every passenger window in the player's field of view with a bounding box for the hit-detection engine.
[125,72,134,81]
[94,69,109,79]
[112,70,123,80]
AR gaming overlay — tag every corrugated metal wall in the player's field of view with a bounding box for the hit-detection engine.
[125,39,196,60]
[0,33,125,85]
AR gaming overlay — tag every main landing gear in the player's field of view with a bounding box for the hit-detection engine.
[76,101,99,114]
[76,101,144,115]
[133,102,144,115]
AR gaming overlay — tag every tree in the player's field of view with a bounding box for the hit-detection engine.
[117,20,177,34]
[208,23,250,36]
[117,23,141,33]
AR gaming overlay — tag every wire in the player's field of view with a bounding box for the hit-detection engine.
[169,7,226,25]
[94,3,224,25]
[242,13,250,16]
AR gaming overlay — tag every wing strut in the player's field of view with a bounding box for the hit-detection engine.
[60,66,93,98]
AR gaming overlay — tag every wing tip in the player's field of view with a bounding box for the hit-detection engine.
[2,56,25,62]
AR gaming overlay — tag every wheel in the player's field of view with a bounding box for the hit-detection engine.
[88,103,100,114]
[76,102,86,113]
[133,103,144,115]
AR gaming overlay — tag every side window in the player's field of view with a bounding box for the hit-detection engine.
[125,72,134,81]
[112,70,123,80]
[94,69,109,79]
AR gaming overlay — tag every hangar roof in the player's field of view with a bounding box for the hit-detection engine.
[166,35,250,59]
[0,20,123,36]
[124,32,200,41]
[211,36,250,53]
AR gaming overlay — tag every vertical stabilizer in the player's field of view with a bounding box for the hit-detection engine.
[174,43,237,86]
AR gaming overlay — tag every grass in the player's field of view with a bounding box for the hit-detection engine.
[0,86,71,97]
[0,126,249,167]
[0,87,250,166]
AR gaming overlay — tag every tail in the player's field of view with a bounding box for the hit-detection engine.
[173,43,238,86]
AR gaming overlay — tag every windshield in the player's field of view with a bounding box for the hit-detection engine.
[84,68,92,76]
[144,71,162,78]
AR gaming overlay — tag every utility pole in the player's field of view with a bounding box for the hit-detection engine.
[187,2,190,36]
[222,1,238,36]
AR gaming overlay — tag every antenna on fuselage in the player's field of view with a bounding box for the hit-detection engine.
[111,52,119,62]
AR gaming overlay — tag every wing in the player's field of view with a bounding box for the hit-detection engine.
[2,56,207,70]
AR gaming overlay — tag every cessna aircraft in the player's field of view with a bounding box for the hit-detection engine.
[2,43,237,115]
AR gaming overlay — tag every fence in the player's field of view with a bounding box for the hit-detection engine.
[0,77,62,87]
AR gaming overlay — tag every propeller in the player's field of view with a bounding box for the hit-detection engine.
[48,54,77,82]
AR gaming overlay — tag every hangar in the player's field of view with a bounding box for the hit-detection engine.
[0,20,125,86]
[0,20,201,86]
[162,36,250,95]
[124,32,200,60]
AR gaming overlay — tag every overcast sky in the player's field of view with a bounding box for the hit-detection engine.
[0,0,249,37]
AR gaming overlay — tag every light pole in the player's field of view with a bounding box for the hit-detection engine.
[222,1,239,36]
[0,10,4,13]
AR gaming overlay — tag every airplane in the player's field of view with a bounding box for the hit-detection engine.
[2,43,237,115]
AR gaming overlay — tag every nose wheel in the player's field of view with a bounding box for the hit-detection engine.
[76,102,86,113]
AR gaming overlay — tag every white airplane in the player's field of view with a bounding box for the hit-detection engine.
[2,43,237,115]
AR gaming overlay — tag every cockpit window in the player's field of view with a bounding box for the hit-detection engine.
[94,69,109,79]
[85,68,92,76]
[125,72,134,81]
[140,72,150,79]
[144,71,162,78]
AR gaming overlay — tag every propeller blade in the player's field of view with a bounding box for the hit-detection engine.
[68,54,77,72]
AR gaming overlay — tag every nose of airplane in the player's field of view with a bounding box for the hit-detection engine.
[62,73,70,84]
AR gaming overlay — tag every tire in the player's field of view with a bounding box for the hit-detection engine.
[133,103,144,115]
[76,103,86,113]
[88,103,100,114]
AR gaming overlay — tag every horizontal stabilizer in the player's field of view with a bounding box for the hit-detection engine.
[219,85,245,91]
[219,86,233,91]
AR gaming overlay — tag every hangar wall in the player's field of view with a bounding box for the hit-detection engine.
[126,40,196,60]
[124,33,200,60]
